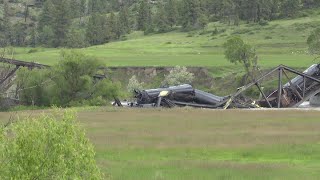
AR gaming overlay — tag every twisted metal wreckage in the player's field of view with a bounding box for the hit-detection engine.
[117,64,320,109]
[0,58,319,109]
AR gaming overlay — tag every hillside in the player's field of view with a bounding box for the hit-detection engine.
[10,10,320,68]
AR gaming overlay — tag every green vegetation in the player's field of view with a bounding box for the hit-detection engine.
[80,108,320,179]
[161,66,194,86]
[224,36,258,84]
[0,109,102,179]
[308,27,320,57]
[3,11,318,68]
[0,1,319,69]
[16,51,121,107]
[1,108,319,180]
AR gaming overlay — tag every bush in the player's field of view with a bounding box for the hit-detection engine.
[27,48,39,54]
[162,66,194,86]
[0,110,103,179]
[66,28,89,48]
[211,27,219,36]
[16,51,122,107]
[16,68,51,106]
[265,36,273,39]
[259,19,269,26]
[127,75,144,93]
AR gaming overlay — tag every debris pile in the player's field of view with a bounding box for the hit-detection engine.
[134,84,227,109]
[120,64,320,109]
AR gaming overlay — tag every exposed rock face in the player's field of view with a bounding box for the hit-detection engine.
[105,67,215,89]
[310,94,320,106]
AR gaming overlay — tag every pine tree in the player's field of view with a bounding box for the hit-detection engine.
[79,0,87,22]
[155,3,169,33]
[108,12,117,39]
[281,0,301,17]
[86,13,111,45]
[51,0,72,47]
[181,0,203,29]
[3,1,12,46]
[30,25,37,47]
[88,0,107,14]
[38,0,54,32]
[165,0,178,28]
[119,5,130,34]
[137,0,152,32]
[69,0,81,19]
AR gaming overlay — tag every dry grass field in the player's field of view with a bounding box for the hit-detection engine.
[1,108,320,179]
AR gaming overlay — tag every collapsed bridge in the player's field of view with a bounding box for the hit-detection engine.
[128,64,320,109]
[1,58,320,109]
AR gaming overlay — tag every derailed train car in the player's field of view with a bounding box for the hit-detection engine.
[128,64,320,109]
[133,84,256,109]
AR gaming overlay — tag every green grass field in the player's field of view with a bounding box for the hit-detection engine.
[2,108,319,180]
[8,11,320,68]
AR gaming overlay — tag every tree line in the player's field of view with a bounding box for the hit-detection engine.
[0,0,320,48]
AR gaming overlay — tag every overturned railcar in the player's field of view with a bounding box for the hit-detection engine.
[134,84,253,109]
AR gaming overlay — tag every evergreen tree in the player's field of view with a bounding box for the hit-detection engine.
[88,0,107,14]
[137,0,152,32]
[66,27,88,48]
[37,0,71,47]
[12,22,28,46]
[165,0,178,28]
[86,13,111,45]
[109,12,117,39]
[37,0,54,33]
[30,25,37,47]
[180,0,202,29]
[3,1,12,46]
[281,0,302,17]
[155,3,169,33]
[51,0,72,47]
[119,5,131,34]
[79,0,87,22]
[69,0,81,19]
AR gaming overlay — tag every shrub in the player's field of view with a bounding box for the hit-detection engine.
[16,51,122,107]
[265,36,273,39]
[211,27,219,36]
[16,68,51,106]
[0,110,103,179]
[259,19,269,26]
[162,66,194,86]
[27,48,39,54]
[66,28,88,48]
[127,75,144,93]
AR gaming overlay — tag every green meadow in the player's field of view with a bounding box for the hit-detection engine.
[2,108,320,180]
[10,12,320,68]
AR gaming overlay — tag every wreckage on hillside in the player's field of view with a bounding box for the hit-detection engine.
[121,64,320,109]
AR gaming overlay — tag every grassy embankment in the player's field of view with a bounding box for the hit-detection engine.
[10,11,320,69]
[1,108,320,180]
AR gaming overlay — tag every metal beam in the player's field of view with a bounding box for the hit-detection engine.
[277,67,283,108]
[303,76,306,97]
[0,58,49,69]
[0,66,20,86]
[282,65,320,84]
[256,83,272,108]
[232,66,280,98]
[282,69,303,100]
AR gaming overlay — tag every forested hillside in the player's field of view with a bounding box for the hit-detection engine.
[0,0,320,48]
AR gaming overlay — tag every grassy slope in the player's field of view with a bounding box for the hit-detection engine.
[12,10,320,68]
[2,108,320,180]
